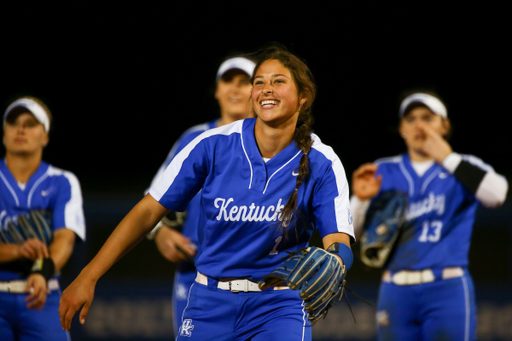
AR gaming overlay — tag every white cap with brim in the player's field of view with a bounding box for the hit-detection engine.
[4,98,50,132]
[399,93,447,119]
[216,57,256,81]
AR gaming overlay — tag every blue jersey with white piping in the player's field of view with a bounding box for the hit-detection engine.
[150,118,354,281]
[374,153,492,271]
[148,119,218,246]
[0,159,86,280]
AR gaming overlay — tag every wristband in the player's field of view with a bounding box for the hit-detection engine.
[30,258,55,282]
[326,242,353,271]
[453,160,487,193]
[147,221,164,240]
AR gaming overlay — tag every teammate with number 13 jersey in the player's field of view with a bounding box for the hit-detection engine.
[351,92,508,341]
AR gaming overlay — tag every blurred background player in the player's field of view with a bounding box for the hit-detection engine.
[0,97,86,340]
[351,92,508,341]
[59,45,354,340]
[145,55,256,336]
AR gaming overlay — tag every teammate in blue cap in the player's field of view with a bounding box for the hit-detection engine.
[145,55,256,336]
[0,97,86,340]
[59,45,355,341]
[351,92,509,341]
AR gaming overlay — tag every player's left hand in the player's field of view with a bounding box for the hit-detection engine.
[25,273,48,311]
[418,123,452,163]
[59,272,97,331]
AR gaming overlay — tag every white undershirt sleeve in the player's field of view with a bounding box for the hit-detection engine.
[475,172,508,208]
[350,195,370,239]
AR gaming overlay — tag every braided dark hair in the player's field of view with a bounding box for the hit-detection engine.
[250,44,316,232]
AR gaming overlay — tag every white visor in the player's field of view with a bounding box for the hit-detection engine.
[399,93,447,119]
[4,98,50,132]
[216,57,256,81]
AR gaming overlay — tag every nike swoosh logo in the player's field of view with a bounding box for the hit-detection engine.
[439,173,448,179]
[292,171,299,176]
[41,188,54,197]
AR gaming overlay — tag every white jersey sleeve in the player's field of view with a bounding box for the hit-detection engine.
[310,134,355,241]
[48,166,86,241]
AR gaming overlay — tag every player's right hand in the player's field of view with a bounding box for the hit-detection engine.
[25,273,48,311]
[59,272,97,331]
[18,239,49,260]
[352,163,382,200]
[155,226,196,263]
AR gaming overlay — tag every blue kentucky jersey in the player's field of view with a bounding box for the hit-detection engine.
[0,159,86,280]
[150,118,354,281]
[375,153,489,271]
[147,120,218,246]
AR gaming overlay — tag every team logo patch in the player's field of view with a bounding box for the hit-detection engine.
[348,208,353,225]
[180,319,195,337]
[41,187,54,197]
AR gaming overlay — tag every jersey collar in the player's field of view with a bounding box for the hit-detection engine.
[0,159,50,193]
[241,119,302,193]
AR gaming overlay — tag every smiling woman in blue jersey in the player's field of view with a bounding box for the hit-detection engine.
[351,92,508,341]
[0,97,86,341]
[58,45,355,340]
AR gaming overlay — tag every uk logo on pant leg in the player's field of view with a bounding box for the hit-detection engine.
[180,319,195,337]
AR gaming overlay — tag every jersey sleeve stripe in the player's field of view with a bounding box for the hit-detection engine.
[460,154,495,172]
[145,123,212,195]
[150,120,245,201]
[49,166,86,240]
[374,155,402,165]
[311,134,354,238]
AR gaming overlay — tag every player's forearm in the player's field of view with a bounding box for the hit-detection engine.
[0,243,21,262]
[322,232,351,249]
[49,229,76,272]
[80,194,168,281]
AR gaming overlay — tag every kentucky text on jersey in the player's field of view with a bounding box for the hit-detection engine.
[150,118,354,281]
[406,193,445,220]
[214,197,285,222]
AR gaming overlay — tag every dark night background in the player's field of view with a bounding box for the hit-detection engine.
[2,3,510,190]
[1,2,511,340]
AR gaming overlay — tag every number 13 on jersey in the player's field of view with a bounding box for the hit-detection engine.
[418,220,443,243]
